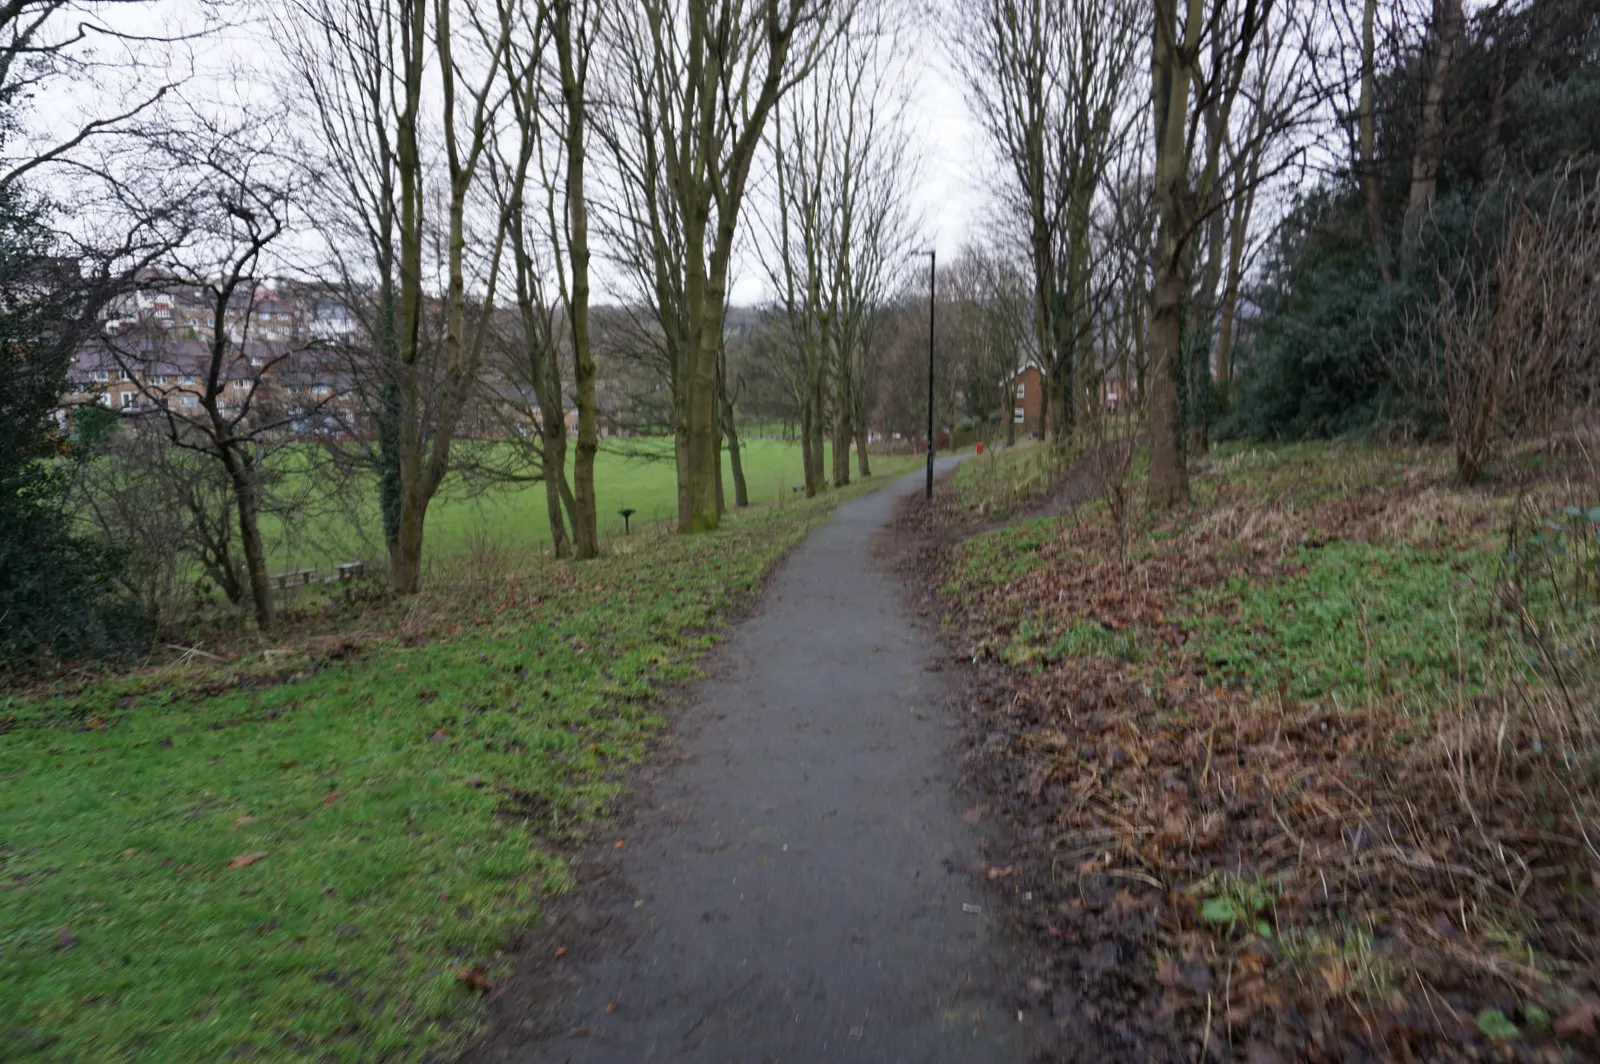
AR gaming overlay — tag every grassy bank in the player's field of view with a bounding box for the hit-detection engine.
[928,439,1600,1059]
[0,457,917,1063]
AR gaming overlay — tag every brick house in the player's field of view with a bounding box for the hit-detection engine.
[1008,361,1044,436]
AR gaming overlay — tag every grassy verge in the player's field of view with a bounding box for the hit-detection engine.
[0,457,917,1063]
[931,438,1600,1058]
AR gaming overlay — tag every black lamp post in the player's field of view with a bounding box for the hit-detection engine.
[914,248,936,499]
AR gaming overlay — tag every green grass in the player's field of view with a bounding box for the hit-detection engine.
[1185,540,1498,707]
[952,440,1063,516]
[946,518,1060,592]
[263,437,842,572]
[1000,614,1146,670]
[0,460,914,1062]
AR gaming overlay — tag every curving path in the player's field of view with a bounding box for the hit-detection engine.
[491,459,1024,1064]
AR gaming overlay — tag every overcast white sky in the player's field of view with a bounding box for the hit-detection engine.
[32,0,992,307]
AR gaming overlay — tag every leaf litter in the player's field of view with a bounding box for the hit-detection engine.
[889,441,1600,1062]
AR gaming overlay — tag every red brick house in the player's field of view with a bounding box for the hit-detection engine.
[1008,361,1044,436]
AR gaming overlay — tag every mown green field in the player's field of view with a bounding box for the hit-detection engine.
[264,436,834,572]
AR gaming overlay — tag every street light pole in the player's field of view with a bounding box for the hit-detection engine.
[915,248,936,499]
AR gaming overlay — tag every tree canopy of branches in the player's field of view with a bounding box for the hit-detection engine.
[601,0,845,532]
[760,1,916,495]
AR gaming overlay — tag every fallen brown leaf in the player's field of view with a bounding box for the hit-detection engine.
[458,965,492,993]
[226,851,268,870]
[1320,960,1352,997]
[1555,997,1600,1039]
[231,815,256,829]
[322,791,341,805]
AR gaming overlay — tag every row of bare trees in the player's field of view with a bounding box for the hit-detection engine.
[950,0,1421,507]
[757,1,915,495]
[31,0,880,632]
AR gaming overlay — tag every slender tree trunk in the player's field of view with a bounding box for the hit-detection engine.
[800,375,819,496]
[543,427,571,558]
[855,427,870,477]
[718,348,749,507]
[831,328,851,487]
[557,5,599,559]
[1038,371,1051,440]
[1148,0,1202,510]
[726,412,749,507]
[1404,0,1462,248]
[1358,0,1395,283]
[222,448,273,628]
[715,428,726,515]
[1215,174,1256,385]
[376,275,403,554]
[391,0,426,593]
[806,331,826,493]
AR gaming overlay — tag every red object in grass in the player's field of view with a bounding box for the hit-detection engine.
[976,442,984,455]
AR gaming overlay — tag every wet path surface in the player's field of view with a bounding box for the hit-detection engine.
[502,461,1024,1064]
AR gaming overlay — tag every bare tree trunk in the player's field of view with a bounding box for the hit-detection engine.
[855,426,870,477]
[555,0,599,559]
[1404,0,1462,248]
[1148,0,1203,511]
[800,371,820,496]
[715,428,726,515]
[543,451,571,557]
[221,449,273,628]
[725,409,749,508]
[831,326,851,487]
[1215,175,1256,385]
[806,330,826,493]
[1358,0,1395,283]
[718,343,749,507]
[1004,380,1017,445]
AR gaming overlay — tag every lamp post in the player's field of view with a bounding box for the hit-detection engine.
[914,248,936,499]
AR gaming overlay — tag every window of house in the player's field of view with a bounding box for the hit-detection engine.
[249,356,264,367]
[181,395,197,408]
[232,379,250,389]
[1013,408,1025,424]
[311,384,331,398]
[180,375,195,385]
[121,392,136,409]
[149,375,167,385]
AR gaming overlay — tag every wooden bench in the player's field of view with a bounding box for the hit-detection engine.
[271,569,322,591]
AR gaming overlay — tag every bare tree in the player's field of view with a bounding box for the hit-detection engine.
[1147,0,1283,508]
[481,0,603,558]
[601,0,847,533]
[101,138,341,628]
[387,0,518,593]
[277,0,411,557]
[1404,189,1600,482]
[952,0,1142,444]
[1403,0,1464,248]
